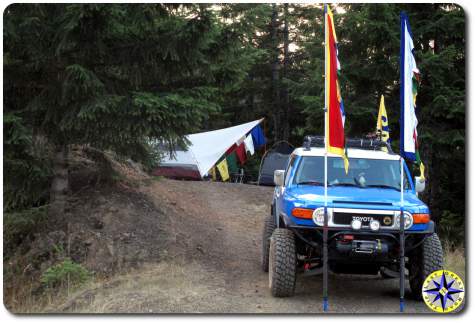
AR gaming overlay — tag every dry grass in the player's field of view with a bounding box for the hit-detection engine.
[6,245,467,313]
[444,245,466,282]
[4,276,86,314]
[44,260,226,313]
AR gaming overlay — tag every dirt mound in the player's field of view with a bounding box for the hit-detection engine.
[4,149,168,312]
[51,179,274,313]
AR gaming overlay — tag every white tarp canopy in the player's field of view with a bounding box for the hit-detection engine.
[161,119,263,177]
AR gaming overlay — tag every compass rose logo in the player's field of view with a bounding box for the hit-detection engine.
[422,270,465,313]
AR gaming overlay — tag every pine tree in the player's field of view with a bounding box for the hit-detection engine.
[3,4,256,214]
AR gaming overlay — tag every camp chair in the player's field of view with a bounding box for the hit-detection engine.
[231,168,245,183]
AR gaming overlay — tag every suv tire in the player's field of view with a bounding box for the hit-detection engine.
[261,214,276,272]
[409,233,444,300]
[269,228,297,297]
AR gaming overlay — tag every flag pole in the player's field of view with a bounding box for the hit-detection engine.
[323,3,329,313]
[399,12,407,313]
[399,157,405,312]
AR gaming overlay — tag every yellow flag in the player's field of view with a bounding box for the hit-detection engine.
[419,162,425,181]
[376,95,390,152]
[216,159,229,182]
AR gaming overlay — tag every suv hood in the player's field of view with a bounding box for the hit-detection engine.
[285,185,426,210]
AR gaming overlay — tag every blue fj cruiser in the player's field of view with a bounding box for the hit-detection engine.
[261,136,443,299]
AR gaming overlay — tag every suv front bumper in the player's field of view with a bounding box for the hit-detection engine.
[288,220,435,235]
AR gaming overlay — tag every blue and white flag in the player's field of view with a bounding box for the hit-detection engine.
[400,12,420,162]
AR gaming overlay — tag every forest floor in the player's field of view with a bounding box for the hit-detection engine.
[4,160,465,314]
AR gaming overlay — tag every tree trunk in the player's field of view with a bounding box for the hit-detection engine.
[281,3,290,141]
[49,144,69,219]
[271,3,281,142]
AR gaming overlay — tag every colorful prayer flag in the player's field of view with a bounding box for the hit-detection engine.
[251,125,266,149]
[216,159,229,182]
[376,95,390,152]
[244,135,255,155]
[400,12,425,180]
[235,142,247,165]
[325,5,349,173]
[225,151,239,174]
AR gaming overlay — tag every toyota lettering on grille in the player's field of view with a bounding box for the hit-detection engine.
[352,216,374,223]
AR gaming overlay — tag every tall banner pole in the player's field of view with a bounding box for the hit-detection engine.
[323,3,329,313]
[399,157,405,312]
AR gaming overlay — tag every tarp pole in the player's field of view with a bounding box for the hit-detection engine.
[323,3,329,313]
[399,157,405,312]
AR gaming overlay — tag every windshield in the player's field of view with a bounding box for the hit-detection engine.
[293,156,409,190]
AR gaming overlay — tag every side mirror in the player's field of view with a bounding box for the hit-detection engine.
[274,170,285,187]
[415,176,425,193]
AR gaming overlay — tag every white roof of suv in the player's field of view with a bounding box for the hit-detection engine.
[292,147,400,160]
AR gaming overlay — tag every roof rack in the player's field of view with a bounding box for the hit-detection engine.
[302,135,393,153]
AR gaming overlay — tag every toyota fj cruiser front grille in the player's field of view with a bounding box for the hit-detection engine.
[332,212,393,227]
[327,208,406,230]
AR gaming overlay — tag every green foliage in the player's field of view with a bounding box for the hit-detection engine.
[137,140,164,171]
[40,259,91,289]
[4,113,52,212]
[4,206,48,254]
[3,4,465,246]
[4,3,261,211]
[4,4,230,149]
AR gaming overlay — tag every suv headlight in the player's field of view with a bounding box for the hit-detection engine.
[394,212,413,229]
[312,207,331,226]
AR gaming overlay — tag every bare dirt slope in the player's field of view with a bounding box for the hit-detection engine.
[56,178,431,314]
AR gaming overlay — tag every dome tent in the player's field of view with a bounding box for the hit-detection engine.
[258,141,294,186]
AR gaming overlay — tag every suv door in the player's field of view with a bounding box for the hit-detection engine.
[274,154,297,225]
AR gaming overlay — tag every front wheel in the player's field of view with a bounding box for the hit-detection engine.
[269,228,297,297]
[409,233,444,300]
[261,214,276,272]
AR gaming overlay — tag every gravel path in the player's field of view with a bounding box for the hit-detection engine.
[60,179,431,313]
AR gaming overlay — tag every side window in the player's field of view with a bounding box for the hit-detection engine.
[284,155,297,186]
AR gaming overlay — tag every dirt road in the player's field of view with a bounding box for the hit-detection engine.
[59,179,431,313]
